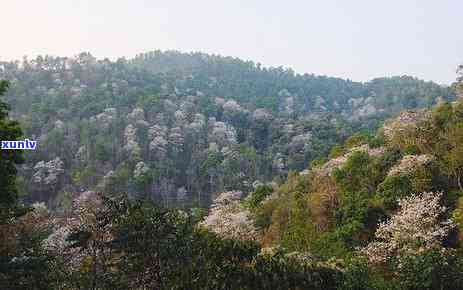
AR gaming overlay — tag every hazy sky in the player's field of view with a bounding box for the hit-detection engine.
[2,0,462,84]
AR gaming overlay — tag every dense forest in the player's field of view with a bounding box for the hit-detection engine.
[1,52,463,289]
[0,51,455,209]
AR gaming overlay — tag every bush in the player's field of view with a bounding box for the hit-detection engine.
[244,184,273,210]
[397,249,463,290]
[376,175,413,211]
[342,258,378,290]
[249,249,343,290]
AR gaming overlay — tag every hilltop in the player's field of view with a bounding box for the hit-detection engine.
[0,51,455,208]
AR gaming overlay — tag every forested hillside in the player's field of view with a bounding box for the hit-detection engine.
[1,65,462,289]
[0,51,454,208]
[201,78,463,288]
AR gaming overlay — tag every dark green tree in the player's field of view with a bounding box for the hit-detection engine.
[0,80,25,221]
[0,80,54,290]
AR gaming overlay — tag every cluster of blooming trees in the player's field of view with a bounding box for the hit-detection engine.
[1,67,463,287]
[0,52,454,208]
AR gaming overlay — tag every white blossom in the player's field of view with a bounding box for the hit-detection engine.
[148,124,168,140]
[223,100,243,113]
[134,161,150,179]
[33,157,65,185]
[211,121,237,146]
[123,124,140,158]
[299,169,310,176]
[200,191,260,241]
[383,110,430,141]
[186,113,206,134]
[179,100,195,114]
[32,202,49,215]
[177,186,188,201]
[54,120,65,130]
[75,146,87,162]
[174,110,187,125]
[388,154,435,177]
[150,136,168,158]
[252,108,272,122]
[102,170,115,188]
[127,107,145,123]
[313,145,385,177]
[168,127,184,150]
[44,191,105,270]
[283,96,295,115]
[361,191,454,265]
[288,132,312,152]
[214,97,226,106]
[272,153,286,173]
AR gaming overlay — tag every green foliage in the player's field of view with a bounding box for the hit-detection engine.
[324,150,389,250]
[452,195,463,243]
[397,249,463,290]
[94,136,111,162]
[341,258,388,290]
[329,144,345,159]
[0,80,24,218]
[432,101,453,129]
[376,175,413,211]
[409,163,436,193]
[344,133,369,149]
[249,250,342,290]
[0,80,55,289]
[310,157,328,169]
[311,232,352,259]
[253,196,278,230]
[134,169,153,195]
[0,55,461,288]
[341,260,371,290]
[367,76,452,109]
[367,134,385,149]
[63,195,344,289]
[79,165,98,187]
[244,184,273,210]
[439,122,463,190]
[136,94,161,110]
[279,192,315,252]
[189,207,207,223]
[333,151,381,194]
[0,52,454,208]
[53,191,74,214]
[403,144,420,155]
[112,162,130,189]
[0,221,55,290]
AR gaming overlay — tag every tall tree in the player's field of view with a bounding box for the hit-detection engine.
[0,80,24,221]
[0,80,53,289]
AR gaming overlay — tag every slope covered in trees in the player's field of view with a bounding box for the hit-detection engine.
[1,56,463,289]
[229,84,463,288]
[0,51,455,209]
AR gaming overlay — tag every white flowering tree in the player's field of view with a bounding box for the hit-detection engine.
[200,191,260,242]
[133,161,152,195]
[123,124,141,160]
[33,157,65,195]
[361,191,454,265]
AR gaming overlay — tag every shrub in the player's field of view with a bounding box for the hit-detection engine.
[376,175,413,211]
[244,184,274,210]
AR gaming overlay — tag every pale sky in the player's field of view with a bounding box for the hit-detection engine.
[1,0,462,84]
